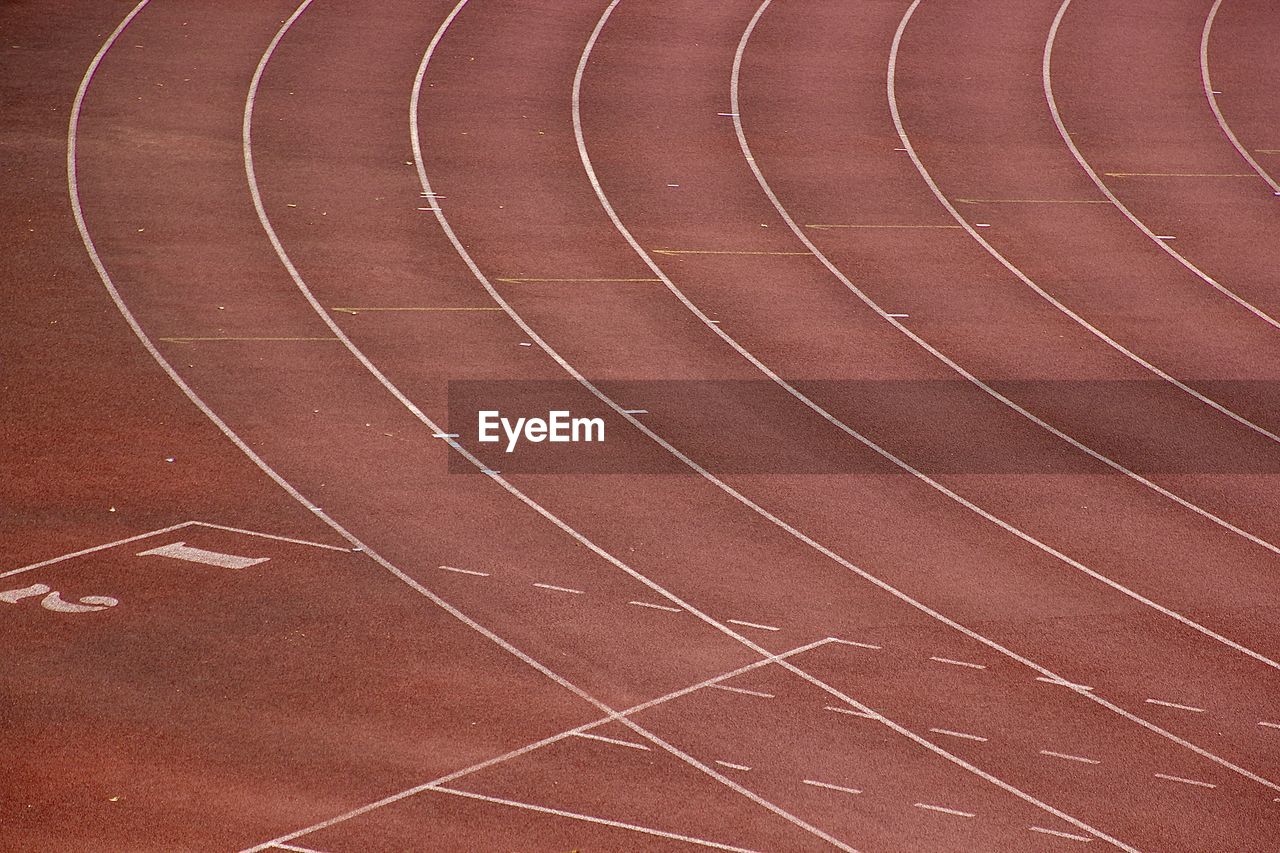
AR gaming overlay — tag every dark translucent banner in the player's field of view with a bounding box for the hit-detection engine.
[445,379,1280,475]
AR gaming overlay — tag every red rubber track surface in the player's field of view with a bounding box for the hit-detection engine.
[2,1,1277,850]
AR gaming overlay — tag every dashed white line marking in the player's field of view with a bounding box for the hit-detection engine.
[1036,677,1094,690]
[717,112,739,117]
[975,223,991,228]
[888,313,909,318]
[829,638,881,650]
[1155,235,1176,240]
[431,432,460,439]
[710,684,775,699]
[1145,698,1206,713]
[1039,750,1100,765]
[1030,826,1093,843]
[532,582,584,595]
[1154,773,1216,789]
[517,342,532,347]
[623,409,648,414]
[825,705,876,719]
[439,565,489,577]
[573,731,649,751]
[628,600,682,613]
[802,779,862,796]
[726,619,779,632]
[930,728,989,743]
[914,803,975,818]
[1259,721,1280,730]
[715,761,751,771]
[930,656,986,670]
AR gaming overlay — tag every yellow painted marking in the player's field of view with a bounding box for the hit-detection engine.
[158,336,338,343]
[956,198,1110,204]
[805,223,962,229]
[650,249,811,256]
[332,306,501,314]
[493,277,661,283]
[1104,172,1254,177]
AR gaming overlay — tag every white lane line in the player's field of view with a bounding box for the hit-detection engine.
[718,0,1280,659]
[270,844,330,853]
[439,565,489,577]
[572,731,649,751]
[1208,0,1280,195]
[1036,677,1094,691]
[1259,721,1280,730]
[894,0,1280,477]
[930,656,986,670]
[1039,750,1100,765]
[825,705,877,719]
[532,582,584,595]
[887,312,909,318]
[191,521,350,551]
[727,618,780,632]
[190,10,1202,853]
[1,521,348,582]
[0,522,193,579]
[710,683,775,699]
[802,779,862,796]
[628,600,682,612]
[914,803,975,818]
[1031,826,1093,843]
[84,13,809,853]
[715,761,751,771]
[1145,698,1207,713]
[426,786,760,853]
[1154,773,1216,789]
[930,728,988,743]
[431,432,460,438]
[623,408,648,414]
[391,639,837,817]
[1154,235,1176,241]
[567,0,1280,826]
[829,638,881,650]
[1047,0,1280,332]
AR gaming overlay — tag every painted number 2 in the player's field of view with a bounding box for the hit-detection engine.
[0,583,118,614]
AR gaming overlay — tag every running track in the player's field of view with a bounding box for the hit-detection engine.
[2,1,1278,850]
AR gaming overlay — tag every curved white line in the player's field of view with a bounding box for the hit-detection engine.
[247,3,852,850]
[719,0,1280,670]
[568,0,1278,802]
[1201,0,1280,194]
[73,5,840,852]
[1046,0,1280,330]
[889,0,1280,446]
[410,0,1274,839]
[729,2,1279,559]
